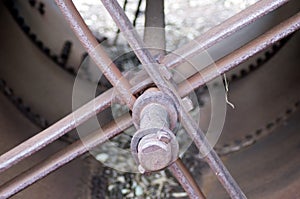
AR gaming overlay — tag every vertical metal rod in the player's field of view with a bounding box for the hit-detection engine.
[168,159,206,199]
[54,0,136,108]
[160,0,289,69]
[100,0,246,198]
[144,0,166,55]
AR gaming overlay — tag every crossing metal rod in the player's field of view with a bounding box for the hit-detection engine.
[143,4,206,198]
[178,11,300,97]
[0,0,138,173]
[1,8,299,187]
[1,10,299,198]
[54,0,136,109]
[100,0,246,198]
[168,159,206,199]
[0,0,289,173]
[0,89,113,173]
[0,115,132,199]
[159,0,290,69]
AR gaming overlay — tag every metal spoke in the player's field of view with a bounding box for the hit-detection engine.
[100,0,246,198]
[54,0,136,108]
[178,12,300,97]
[0,89,113,173]
[0,115,132,198]
[143,3,206,198]
[1,1,299,198]
[1,8,298,182]
[168,159,206,199]
[160,0,290,69]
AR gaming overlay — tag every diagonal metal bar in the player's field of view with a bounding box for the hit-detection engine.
[54,0,136,109]
[100,0,246,198]
[0,0,136,174]
[160,0,290,69]
[0,89,113,173]
[178,11,300,97]
[1,11,299,197]
[168,159,206,199]
[1,8,298,180]
[0,115,132,198]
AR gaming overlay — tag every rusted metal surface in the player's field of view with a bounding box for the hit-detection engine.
[1,0,299,197]
[136,131,177,172]
[0,114,132,198]
[131,88,178,130]
[160,0,290,69]
[1,12,299,193]
[0,89,113,174]
[168,159,206,199]
[178,11,300,97]
[54,0,136,108]
[100,0,246,198]
[131,89,179,172]
[203,110,300,198]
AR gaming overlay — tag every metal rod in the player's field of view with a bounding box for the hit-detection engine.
[0,89,113,173]
[144,0,166,55]
[178,12,300,97]
[168,159,206,199]
[160,0,290,69]
[100,0,246,198]
[0,115,132,198]
[2,11,298,179]
[54,0,136,108]
[1,2,298,196]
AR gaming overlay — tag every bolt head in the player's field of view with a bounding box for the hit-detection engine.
[137,133,173,171]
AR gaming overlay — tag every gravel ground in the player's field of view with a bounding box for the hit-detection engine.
[72,0,258,198]
[73,0,258,48]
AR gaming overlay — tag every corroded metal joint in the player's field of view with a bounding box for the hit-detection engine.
[131,88,179,173]
[132,88,178,130]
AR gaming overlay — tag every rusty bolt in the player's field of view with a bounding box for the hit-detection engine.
[137,133,173,171]
[131,89,179,173]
